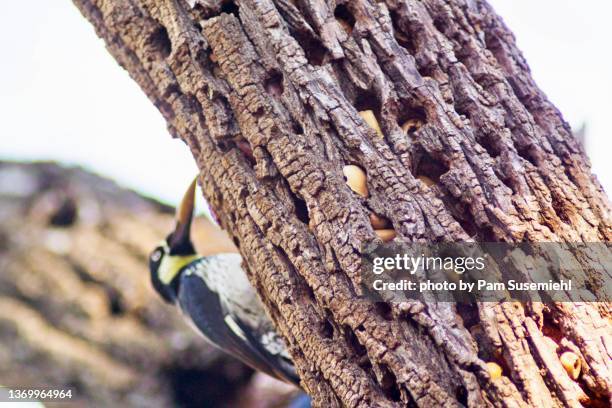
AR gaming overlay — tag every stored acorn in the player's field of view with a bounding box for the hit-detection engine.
[486,362,502,380]
[401,118,422,134]
[417,175,435,187]
[375,229,396,242]
[343,165,368,197]
[359,110,384,137]
[369,213,390,229]
[560,351,581,380]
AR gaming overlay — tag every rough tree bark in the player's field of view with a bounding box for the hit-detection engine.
[72,0,611,406]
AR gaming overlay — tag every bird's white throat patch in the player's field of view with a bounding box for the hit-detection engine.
[159,254,200,284]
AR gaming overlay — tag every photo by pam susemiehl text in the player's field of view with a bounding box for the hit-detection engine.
[360,242,610,303]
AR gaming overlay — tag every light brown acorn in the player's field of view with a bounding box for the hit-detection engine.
[486,362,502,380]
[369,213,390,229]
[417,175,435,187]
[343,165,368,198]
[375,229,396,242]
[560,351,581,380]
[359,110,384,137]
[401,118,422,134]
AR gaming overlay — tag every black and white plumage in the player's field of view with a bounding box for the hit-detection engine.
[148,179,298,386]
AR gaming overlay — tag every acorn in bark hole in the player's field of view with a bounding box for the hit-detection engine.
[560,351,581,380]
[359,110,384,137]
[401,119,422,134]
[417,175,435,187]
[375,229,396,242]
[343,165,368,197]
[486,362,502,380]
[369,213,390,229]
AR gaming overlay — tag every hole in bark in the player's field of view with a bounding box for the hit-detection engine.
[550,194,571,225]
[220,1,239,17]
[301,37,328,66]
[334,4,355,33]
[375,302,393,321]
[162,84,181,99]
[498,170,517,195]
[217,141,231,153]
[264,70,284,97]
[389,11,416,54]
[398,106,426,136]
[480,225,497,242]
[417,63,436,80]
[541,309,562,342]
[379,364,402,402]
[432,18,448,37]
[195,48,214,73]
[354,90,381,115]
[456,302,479,329]
[414,150,448,184]
[398,105,426,123]
[321,319,334,338]
[232,237,240,249]
[581,390,608,408]
[292,122,304,135]
[236,140,256,165]
[254,107,265,118]
[478,133,501,158]
[303,284,316,301]
[284,13,328,66]
[455,385,468,405]
[190,4,208,20]
[438,194,481,238]
[49,197,78,227]
[149,26,172,59]
[516,144,539,167]
[290,192,310,225]
[343,326,367,356]
[360,359,373,373]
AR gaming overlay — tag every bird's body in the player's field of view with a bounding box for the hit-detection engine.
[148,178,299,386]
[175,254,297,383]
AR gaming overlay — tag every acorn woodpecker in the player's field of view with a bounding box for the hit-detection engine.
[149,178,299,386]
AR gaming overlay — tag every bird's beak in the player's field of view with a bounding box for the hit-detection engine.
[168,177,197,253]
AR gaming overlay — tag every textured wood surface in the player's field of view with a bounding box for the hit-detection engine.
[71,1,611,406]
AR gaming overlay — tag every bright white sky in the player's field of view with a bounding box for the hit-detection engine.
[0,1,610,206]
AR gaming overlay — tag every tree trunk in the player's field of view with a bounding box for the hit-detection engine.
[72,0,611,406]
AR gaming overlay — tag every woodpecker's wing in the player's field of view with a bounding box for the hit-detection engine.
[178,271,299,386]
[225,312,299,385]
[226,312,299,385]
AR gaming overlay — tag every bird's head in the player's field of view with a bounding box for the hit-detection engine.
[149,178,200,304]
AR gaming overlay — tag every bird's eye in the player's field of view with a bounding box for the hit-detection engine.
[150,249,163,262]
